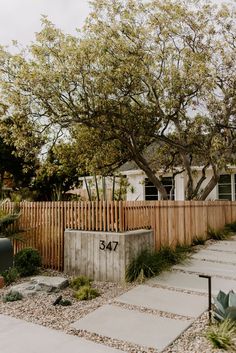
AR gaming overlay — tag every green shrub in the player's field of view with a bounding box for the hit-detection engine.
[74,285,100,300]
[3,290,23,302]
[206,319,236,350]
[70,276,92,290]
[1,267,19,286]
[59,299,72,306]
[125,245,192,282]
[14,248,41,276]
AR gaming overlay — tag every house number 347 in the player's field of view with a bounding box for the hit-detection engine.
[99,240,119,251]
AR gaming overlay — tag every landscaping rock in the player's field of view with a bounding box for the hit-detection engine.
[31,276,69,290]
[10,276,69,296]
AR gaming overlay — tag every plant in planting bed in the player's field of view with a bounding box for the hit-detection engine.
[74,285,100,300]
[3,290,23,302]
[70,275,92,290]
[14,247,41,276]
[213,290,236,322]
[206,319,236,350]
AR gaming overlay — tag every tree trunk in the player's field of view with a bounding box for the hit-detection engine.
[132,155,168,200]
[197,175,219,200]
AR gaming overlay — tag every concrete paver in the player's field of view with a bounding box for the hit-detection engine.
[207,242,236,253]
[0,315,124,353]
[116,285,207,318]
[192,249,236,264]
[71,305,192,352]
[148,271,236,295]
[174,259,236,278]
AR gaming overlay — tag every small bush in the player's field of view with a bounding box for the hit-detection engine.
[70,276,92,290]
[14,248,41,277]
[74,285,100,300]
[1,267,19,286]
[125,245,192,282]
[59,299,72,306]
[206,319,236,350]
[3,290,23,302]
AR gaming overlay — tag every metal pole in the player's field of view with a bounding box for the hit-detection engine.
[199,274,212,323]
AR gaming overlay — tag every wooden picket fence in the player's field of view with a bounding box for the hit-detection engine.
[1,200,236,271]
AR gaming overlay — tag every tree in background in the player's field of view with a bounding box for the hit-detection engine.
[31,141,81,201]
[0,1,235,200]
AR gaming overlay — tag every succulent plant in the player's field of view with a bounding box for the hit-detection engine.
[3,290,23,303]
[213,290,236,322]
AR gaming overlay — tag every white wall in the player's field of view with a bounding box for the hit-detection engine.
[126,174,145,201]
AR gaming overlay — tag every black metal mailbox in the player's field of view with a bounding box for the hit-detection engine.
[0,238,13,272]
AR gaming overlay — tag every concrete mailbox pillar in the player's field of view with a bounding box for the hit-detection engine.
[64,229,154,282]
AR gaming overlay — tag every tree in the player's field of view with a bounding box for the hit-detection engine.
[32,142,81,201]
[0,131,41,198]
[0,1,235,200]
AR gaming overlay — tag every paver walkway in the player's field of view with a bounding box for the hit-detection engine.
[0,314,124,353]
[72,236,236,352]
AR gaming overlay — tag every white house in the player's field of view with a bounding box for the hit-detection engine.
[78,164,236,201]
[122,167,236,201]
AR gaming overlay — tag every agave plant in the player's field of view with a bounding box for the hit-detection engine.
[213,290,236,322]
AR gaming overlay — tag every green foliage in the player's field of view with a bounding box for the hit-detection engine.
[0,137,38,197]
[206,319,236,350]
[0,267,19,286]
[2,290,23,302]
[225,222,236,233]
[192,237,206,246]
[207,228,230,241]
[59,298,72,306]
[74,285,100,301]
[14,247,41,277]
[32,143,81,201]
[125,245,192,283]
[70,276,92,290]
[213,290,236,322]
[0,204,23,240]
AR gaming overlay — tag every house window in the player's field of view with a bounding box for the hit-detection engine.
[218,174,233,200]
[145,177,175,200]
[145,179,158,200]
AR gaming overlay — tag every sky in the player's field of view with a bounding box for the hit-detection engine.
[0,0,91,48]
[0,0,230,49]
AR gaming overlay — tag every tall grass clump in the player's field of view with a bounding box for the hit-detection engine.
[207,227,230,241]
[125,245,192,282]
[225,221,236,233]
[206,319,236,350]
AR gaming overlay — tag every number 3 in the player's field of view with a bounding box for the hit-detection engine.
[99,240,105,250]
